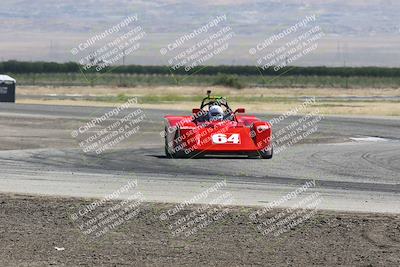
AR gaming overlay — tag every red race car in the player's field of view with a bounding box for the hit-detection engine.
[164,91,273,159]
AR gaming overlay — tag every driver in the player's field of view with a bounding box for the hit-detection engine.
[208,105,224,121]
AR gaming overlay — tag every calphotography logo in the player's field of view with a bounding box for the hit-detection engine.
[159,180,234,238]
[69,179,144,238]
[249,180,323,237]
[71,97,147,155]
[266,97,324,155]
[160,14,236,76]
[71,15,147,77]
[249,14,325,74]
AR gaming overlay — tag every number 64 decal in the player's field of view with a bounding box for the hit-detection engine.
[212,133,241,144]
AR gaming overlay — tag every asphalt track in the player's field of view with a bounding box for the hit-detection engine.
[0,103,399,213]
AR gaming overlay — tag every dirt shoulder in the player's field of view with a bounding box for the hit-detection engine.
[16,85,400,116]
[1,193,399,266]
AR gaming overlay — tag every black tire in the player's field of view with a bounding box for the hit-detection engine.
[175,151,189,158]
[165,142,172,158]
[259,146,273,159]
[247,153,260,159]
[164,127,173,158]
[165,127,187,158]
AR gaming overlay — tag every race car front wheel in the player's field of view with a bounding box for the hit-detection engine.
[259,146,273,159]
[164,127,188,158]
[164,127,173,158]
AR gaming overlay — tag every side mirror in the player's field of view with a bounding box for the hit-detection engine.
[192,108,201,114]
[234,108,245,114]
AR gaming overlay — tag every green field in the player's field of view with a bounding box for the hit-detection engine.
[11,73,400,88]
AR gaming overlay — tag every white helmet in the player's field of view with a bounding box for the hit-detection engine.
[208,105,224,121]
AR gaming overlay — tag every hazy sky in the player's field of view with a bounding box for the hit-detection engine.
[1,0,399,66]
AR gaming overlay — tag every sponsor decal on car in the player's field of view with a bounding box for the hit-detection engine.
[212,133,241,144]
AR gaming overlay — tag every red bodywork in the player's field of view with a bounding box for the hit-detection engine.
[164,112,273,158]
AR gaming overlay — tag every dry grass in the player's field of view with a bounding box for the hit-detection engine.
[17,85,400,97]
[16,99,400,117]
[16,85,400,117]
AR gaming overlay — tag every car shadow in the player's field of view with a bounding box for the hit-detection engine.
[150,155,259,160]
